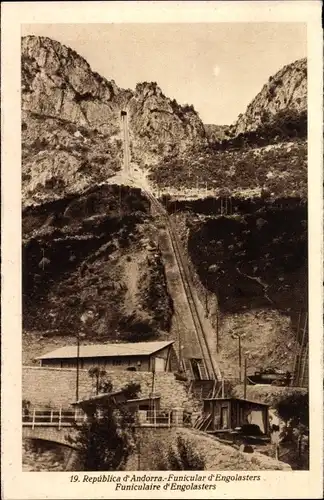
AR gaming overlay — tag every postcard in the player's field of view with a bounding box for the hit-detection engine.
[1,1,323,498]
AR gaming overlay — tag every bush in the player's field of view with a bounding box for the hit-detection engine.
[158,436,205,470]
[68,379,140,471]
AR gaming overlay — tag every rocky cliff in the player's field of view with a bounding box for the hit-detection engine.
[22,35,206,207]
[230,58,307,136]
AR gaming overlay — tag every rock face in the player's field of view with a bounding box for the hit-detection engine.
[127,82,206,165]
[231,58,307,135]
[22,36,127,136]
[21,35,206,206]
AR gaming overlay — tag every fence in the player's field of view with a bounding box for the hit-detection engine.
[23,407,193,430]
[23,408,86,430]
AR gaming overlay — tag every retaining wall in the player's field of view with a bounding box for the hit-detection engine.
[22,366,195,410]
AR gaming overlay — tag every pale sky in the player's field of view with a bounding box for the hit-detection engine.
[22,23,306,125]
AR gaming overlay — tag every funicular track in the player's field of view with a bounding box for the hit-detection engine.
[120,109,221,387]
[143,189,221,383]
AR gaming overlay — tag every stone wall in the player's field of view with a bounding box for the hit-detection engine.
[22,366,196,410]
[126,427,291,471]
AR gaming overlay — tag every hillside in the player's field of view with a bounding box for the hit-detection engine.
[22,35,206,207]
[23,185,174,363]
[21,36,307,379]
[229,58,307,136]
[204,124,229,142]
[150,138,307,199]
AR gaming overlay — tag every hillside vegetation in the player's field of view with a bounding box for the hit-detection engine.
[23,185,173,358]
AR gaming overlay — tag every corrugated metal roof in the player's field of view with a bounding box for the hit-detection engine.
[37,340,174,360]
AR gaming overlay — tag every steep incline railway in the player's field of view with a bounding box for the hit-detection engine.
[142,188,222,381]
[120,110,222,382]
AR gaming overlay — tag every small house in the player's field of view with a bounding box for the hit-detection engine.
[202,397,269,436]
[73,391,161,418]
[36,340,178,373]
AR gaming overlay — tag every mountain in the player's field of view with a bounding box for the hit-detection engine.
[22,37,307,380]
[22,36,206,206]
[204,124,229,142]
[150,58,307,200]
[230,58,307,136]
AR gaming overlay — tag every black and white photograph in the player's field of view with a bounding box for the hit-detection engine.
[20,20,310,473]
[1,1,323,499]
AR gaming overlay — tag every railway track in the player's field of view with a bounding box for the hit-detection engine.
[120,110,221,382]
[143,188,221,381]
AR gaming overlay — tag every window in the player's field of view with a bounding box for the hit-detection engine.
[112,358,122,366]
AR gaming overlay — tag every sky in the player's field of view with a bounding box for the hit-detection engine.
[22,23,306,125]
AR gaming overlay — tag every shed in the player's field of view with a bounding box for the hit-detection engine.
[36,340,178,373]
[73,391,161,417]
[203,397,269,436]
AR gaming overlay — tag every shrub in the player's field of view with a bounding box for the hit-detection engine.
[67,379,140,471]
[158,436,205,470]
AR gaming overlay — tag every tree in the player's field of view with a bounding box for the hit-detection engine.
[71,403,136,471]
[88,367,110,395]
[275,392,309,429]
[274,391,309,467]
[69,380,141,471]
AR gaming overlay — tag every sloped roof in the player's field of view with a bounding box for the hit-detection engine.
[204,397,269,407]
[37,340,174,360]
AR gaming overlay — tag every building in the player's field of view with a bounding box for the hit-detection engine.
[36,340,178,372]
[73,391,161,418]
[202,397,269,436]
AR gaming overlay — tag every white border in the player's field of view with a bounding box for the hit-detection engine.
[1,2,323,499]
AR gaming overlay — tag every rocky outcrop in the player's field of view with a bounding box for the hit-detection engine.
[22,35,126,135]
[127,82,206,165]
[21,35,206,206]
[230,58,307,135]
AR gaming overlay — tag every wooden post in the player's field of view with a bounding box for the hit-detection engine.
[221,379,225,398]
[119,185,122,217]
[76,333,80,402]
[205,278,208,316]
[244,358,247,399]
[50,410,53,423]
[216,307,219,353]
[275,444,279,461]
[58,407,62,430]
[32,408,36,430]
[238,335,242,382]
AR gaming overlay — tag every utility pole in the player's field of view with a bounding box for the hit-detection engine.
[243,358,247,399]
[119,184,122,217]
[215,309,219,353]
[233,333,243,381]
[205,278,209,317]
[238,335,242,382]
[76,332,80,402]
